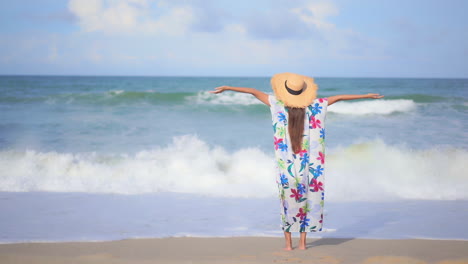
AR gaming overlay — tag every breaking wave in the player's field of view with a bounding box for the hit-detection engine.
[1,135,466,202]
[327,99,416,115]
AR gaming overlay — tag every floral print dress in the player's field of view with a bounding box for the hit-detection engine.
[268,95,329,233]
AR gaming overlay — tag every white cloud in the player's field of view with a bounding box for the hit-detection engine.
[68,0,194,35]
[291,0,339,31]
[143,6,194,36]
[287,0,389,61]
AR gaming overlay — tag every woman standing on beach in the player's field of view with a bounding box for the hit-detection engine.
[210,72,384,250]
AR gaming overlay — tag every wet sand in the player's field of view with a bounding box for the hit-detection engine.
[0,237,467,264]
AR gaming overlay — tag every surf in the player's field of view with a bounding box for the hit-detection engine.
[1,135,466,202]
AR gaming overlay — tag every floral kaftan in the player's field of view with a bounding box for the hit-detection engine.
[268,95,329,233]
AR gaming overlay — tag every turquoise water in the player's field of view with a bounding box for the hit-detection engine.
[0,76,467,243]
[1,76,467,153]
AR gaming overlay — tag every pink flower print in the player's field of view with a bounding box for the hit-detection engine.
[309,115,321,129]
[319,213,323,224]
[274,137,283,150]
[298,149,307,157]
[290,189,303,201]
[310,178,323,192]
[317,151,325,164]
[296,208,307,220]
[318,98,327,103]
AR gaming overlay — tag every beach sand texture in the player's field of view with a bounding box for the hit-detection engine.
[0,237,467,264]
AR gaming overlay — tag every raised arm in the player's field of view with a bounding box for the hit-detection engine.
[209,86,270,106]
[327,93,384,106]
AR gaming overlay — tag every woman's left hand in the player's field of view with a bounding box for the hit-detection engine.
[209,86,231,94]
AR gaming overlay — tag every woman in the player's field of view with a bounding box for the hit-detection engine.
[210,72,384,250]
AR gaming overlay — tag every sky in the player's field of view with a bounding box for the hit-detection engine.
[0,0,467,78]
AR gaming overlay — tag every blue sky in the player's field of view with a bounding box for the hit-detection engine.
[0,0,467,78]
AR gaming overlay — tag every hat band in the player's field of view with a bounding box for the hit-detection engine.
[285,80,304,95]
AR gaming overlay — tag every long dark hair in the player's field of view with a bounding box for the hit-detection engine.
[286,107,305,154]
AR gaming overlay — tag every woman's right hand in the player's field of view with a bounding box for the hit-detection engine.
[209,86,231,94]
[367,93,384,99]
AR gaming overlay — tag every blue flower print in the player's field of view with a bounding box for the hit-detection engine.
[310,165,324,178]
[282,199,289,215]
[320,128,325,139]
[278,112,287,123]
[311,103,323,115]
[300,217,310,228]
[315,165,324,176]
[297,183,306,195]
[278,141,288,151]
[300,153,309,168]
[280,174,288,186]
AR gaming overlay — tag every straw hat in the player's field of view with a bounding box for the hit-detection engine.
[270,72,318,108]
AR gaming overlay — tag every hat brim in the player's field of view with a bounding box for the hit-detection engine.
[271,72,318,108]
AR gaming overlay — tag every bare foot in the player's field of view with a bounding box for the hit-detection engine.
[298,245,307,250]
[283,247,293,251]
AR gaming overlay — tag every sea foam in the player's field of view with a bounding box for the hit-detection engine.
[193,91,261,105]
[327,99,416,115]
[194,92,417,115]
[1,135,466,201]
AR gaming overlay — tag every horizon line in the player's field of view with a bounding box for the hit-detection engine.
[0,74,467,80]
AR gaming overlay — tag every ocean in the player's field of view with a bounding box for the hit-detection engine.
[0,75,467,243]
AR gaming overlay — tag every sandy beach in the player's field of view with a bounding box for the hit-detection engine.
[0,237,467,264]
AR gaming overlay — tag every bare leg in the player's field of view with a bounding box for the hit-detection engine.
[283,231,293,250]
[298,232,307,250]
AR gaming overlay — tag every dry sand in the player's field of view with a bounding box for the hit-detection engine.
[0,237,467,264]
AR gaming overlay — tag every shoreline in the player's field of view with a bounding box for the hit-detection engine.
[0,237,467,264]
[1,235,468,245]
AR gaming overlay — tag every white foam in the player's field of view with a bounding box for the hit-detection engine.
[328,99,416,115]
[1,135,467,201]
[0,135,276,198]
[194,93,417,115]
[326,139,468,201]
[108,90,125,95]
[192,91,263,105]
